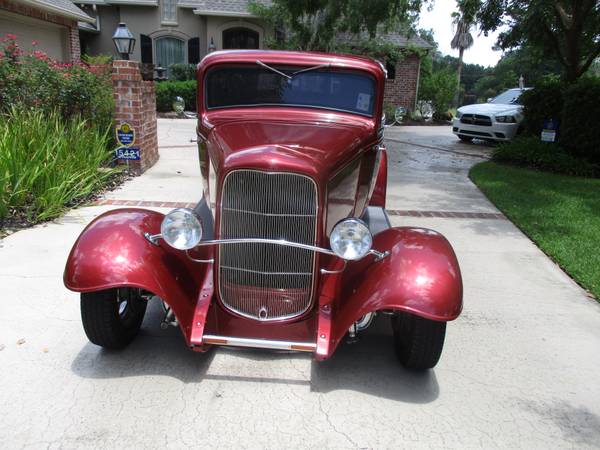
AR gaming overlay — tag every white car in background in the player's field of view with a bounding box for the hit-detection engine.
[452,88,530,142]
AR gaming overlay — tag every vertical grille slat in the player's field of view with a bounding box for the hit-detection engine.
[218,170,318,321]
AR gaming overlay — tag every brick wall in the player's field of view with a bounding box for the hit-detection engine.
[0,0,80,61]
[112,60,159,174]
[384,54,421,112]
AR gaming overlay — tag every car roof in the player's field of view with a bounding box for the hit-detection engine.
[198,49,385,78]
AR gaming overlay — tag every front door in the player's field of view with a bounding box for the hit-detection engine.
[222,27,259,49]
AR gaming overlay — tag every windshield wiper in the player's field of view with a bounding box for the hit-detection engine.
[292,64,331,76]
[256,60,332,80]
[256,60,291,80]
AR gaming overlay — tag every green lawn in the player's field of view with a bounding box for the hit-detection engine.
[470,161,600,301]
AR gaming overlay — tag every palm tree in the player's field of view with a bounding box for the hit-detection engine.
[451,10,474,107]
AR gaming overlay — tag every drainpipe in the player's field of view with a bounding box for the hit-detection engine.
[414,55,422,111]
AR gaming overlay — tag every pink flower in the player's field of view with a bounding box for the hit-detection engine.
[31,40,39,46]
[32,49,49,61]
[5,33,17,41]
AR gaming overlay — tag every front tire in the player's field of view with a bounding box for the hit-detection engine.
[392,312,446,370]
[81,288,147,349]
[457,134,473,142]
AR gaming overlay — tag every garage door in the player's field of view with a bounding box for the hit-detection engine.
[0,10,69,61]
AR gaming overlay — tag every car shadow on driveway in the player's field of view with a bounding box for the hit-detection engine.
[70,302,439,403]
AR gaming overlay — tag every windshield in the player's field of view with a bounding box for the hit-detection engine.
[205,65,376,116]
[490,89,524,105]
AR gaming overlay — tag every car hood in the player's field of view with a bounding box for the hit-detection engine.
[458,103,523,115]
[206,115,376,181]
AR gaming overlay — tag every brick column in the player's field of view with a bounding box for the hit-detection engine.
[68,26,80,62]
[112,60,159,174]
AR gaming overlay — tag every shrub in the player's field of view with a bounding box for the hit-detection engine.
[492,136,598,178]
[156,80,197,112]
[520,76,563,136]
[560,76,600,164]
[0,108,117,222]
[383,102,396,124]
[418,67,456,121]
[82,54,113,65]
[0,35,114,132]
[169,63,196,81]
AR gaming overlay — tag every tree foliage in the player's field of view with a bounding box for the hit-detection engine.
[464,0,600,81]
[250,0,429,51]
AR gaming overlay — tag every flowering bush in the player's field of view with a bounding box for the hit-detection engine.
[0,34,114,131]
[0,35,118,226]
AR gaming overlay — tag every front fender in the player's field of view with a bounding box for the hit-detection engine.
[64,208,206,342]
[330,227,463,352]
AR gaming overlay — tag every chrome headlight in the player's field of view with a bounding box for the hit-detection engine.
[495,115,516,123]
[160,208,202,250]
[330,218,373,260]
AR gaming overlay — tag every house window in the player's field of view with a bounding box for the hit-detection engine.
[161,0,177,24]
[223,27,259,49]
[155,37,185,70]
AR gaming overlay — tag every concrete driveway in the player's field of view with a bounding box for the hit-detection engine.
[1,121,599,449]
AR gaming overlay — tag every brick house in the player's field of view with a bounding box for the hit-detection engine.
[379,32,432,112]
[76,0,273,68]
[0,0,93,61]
[75,0,430,111]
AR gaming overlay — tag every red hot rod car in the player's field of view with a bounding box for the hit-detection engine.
[64,50,462,370]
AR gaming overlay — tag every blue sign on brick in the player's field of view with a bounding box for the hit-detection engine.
[115,146,140,160]
[116,123,135,147]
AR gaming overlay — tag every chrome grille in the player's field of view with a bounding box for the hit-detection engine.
[218,170,318,321]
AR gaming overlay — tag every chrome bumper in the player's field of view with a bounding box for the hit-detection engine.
[145,234,389,261]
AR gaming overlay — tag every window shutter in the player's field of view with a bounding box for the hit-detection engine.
[188,37,200,65]
[141,34,153,64]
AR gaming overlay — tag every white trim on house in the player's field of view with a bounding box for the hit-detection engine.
[75,0,107,4]
[17,0,95,22]
[102,0,158,5]
[192,9,256,18]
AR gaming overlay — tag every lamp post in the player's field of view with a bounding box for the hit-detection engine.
[112,22,136,60]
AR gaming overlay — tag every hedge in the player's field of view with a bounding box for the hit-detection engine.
[155,80,197,112]
[521,75,600,165]
[492,137,598,178]
[520,76,564,136]
[561,77,600,164]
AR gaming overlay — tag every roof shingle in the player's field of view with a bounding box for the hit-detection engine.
[190,0,271,15]
[18,0,93,21]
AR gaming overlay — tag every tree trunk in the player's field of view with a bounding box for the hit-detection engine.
[454,47,464,108]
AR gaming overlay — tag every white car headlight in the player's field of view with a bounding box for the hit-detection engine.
[495,115,516,123]
[161,208,202,250]
[330,218,373,260]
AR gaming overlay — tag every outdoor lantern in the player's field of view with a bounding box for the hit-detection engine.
[155,66,168,80]
[208,37,216,53]
[112,23,136,60]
